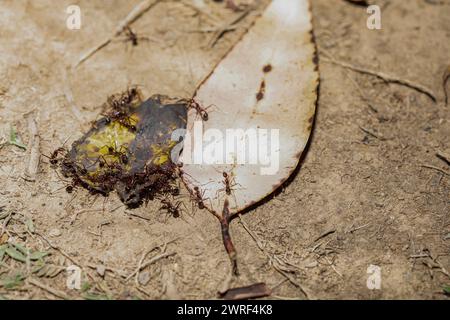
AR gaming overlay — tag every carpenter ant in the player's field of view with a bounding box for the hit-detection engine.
[160,199,183,218]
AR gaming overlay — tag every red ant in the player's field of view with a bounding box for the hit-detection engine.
[103,87,141,131]
[222,172,233,195]
[124,27,139,46]
[193,186,206,209]
[104,110,137,132]
[102,144,129,165]
[186,98,210,121]
[215,169,240,197]
[42,147,67,165]
[121,27,155,47]
[160,199,183,218]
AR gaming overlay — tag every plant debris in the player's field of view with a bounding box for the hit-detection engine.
[57,88,187,208]
[8,125,26,150]
[220,282,271,300]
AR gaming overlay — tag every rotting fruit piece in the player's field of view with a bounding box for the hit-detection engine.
[61,89,188,208]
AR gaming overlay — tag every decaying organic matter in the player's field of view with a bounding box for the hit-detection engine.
[59,89,187,209]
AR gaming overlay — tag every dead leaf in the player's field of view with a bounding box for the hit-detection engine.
[181,0,318,271]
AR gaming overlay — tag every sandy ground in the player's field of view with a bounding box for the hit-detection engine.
[0,0,449,300]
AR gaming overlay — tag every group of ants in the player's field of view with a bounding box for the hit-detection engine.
[42,86,236,220]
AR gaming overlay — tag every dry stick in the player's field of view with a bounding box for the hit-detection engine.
[436,151,450,166]
[421,164,450,176]
[220,200,239,276]
[126,238,179,281]
[179,0,222,25]
[28,278,70,300]
[131,252,176,284]
[443,65,450,106]
[208,8,251,48]
[320,55,437,103]
[74,0,163,67]
[238,215,311,299]
[23,111,40,182]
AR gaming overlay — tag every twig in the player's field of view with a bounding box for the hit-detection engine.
[313,229,336,243]
[129,252,175,283]
[126,238,179,281]
[320,54,437,102]
[28,278,70,300]
[346,223,371,234]
[359,126,386,141]
[238,215,311,299]
[443,65,450,106]
[436,151,450,166]
[421,164,450,176]
[179,0,222,25]
[208,8,251,48]
[22,111,40,182]
[74,0,163,67]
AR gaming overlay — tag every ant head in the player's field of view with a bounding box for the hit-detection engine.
[222,172,228,178]
[201,112,209,121]
[66,185,74,193]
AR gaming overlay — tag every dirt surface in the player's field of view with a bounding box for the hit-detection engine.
[0,0,449,300]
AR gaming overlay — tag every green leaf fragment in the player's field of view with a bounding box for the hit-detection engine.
[9,126,27,150]
[11,242,28,255]
[0,273,25,289]
[29,251,49,261]
[5,246,27,262]
[444,286,450,295]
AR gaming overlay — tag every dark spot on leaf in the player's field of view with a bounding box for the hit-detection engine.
[262,64,272,73]
[256,80,266,102]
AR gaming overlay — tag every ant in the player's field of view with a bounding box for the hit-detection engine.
[222,172,233,195]
[101,144,129,165]
[43,147,67,165]
[103,87,142,132]
[124,27,139,47]
[214,168,240,198]
[121,27,156,48]
[104,110,137,132]
[186,98,210,121]
[193,186,206,209]
[64,177,83,194]
[160,199,183,218]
